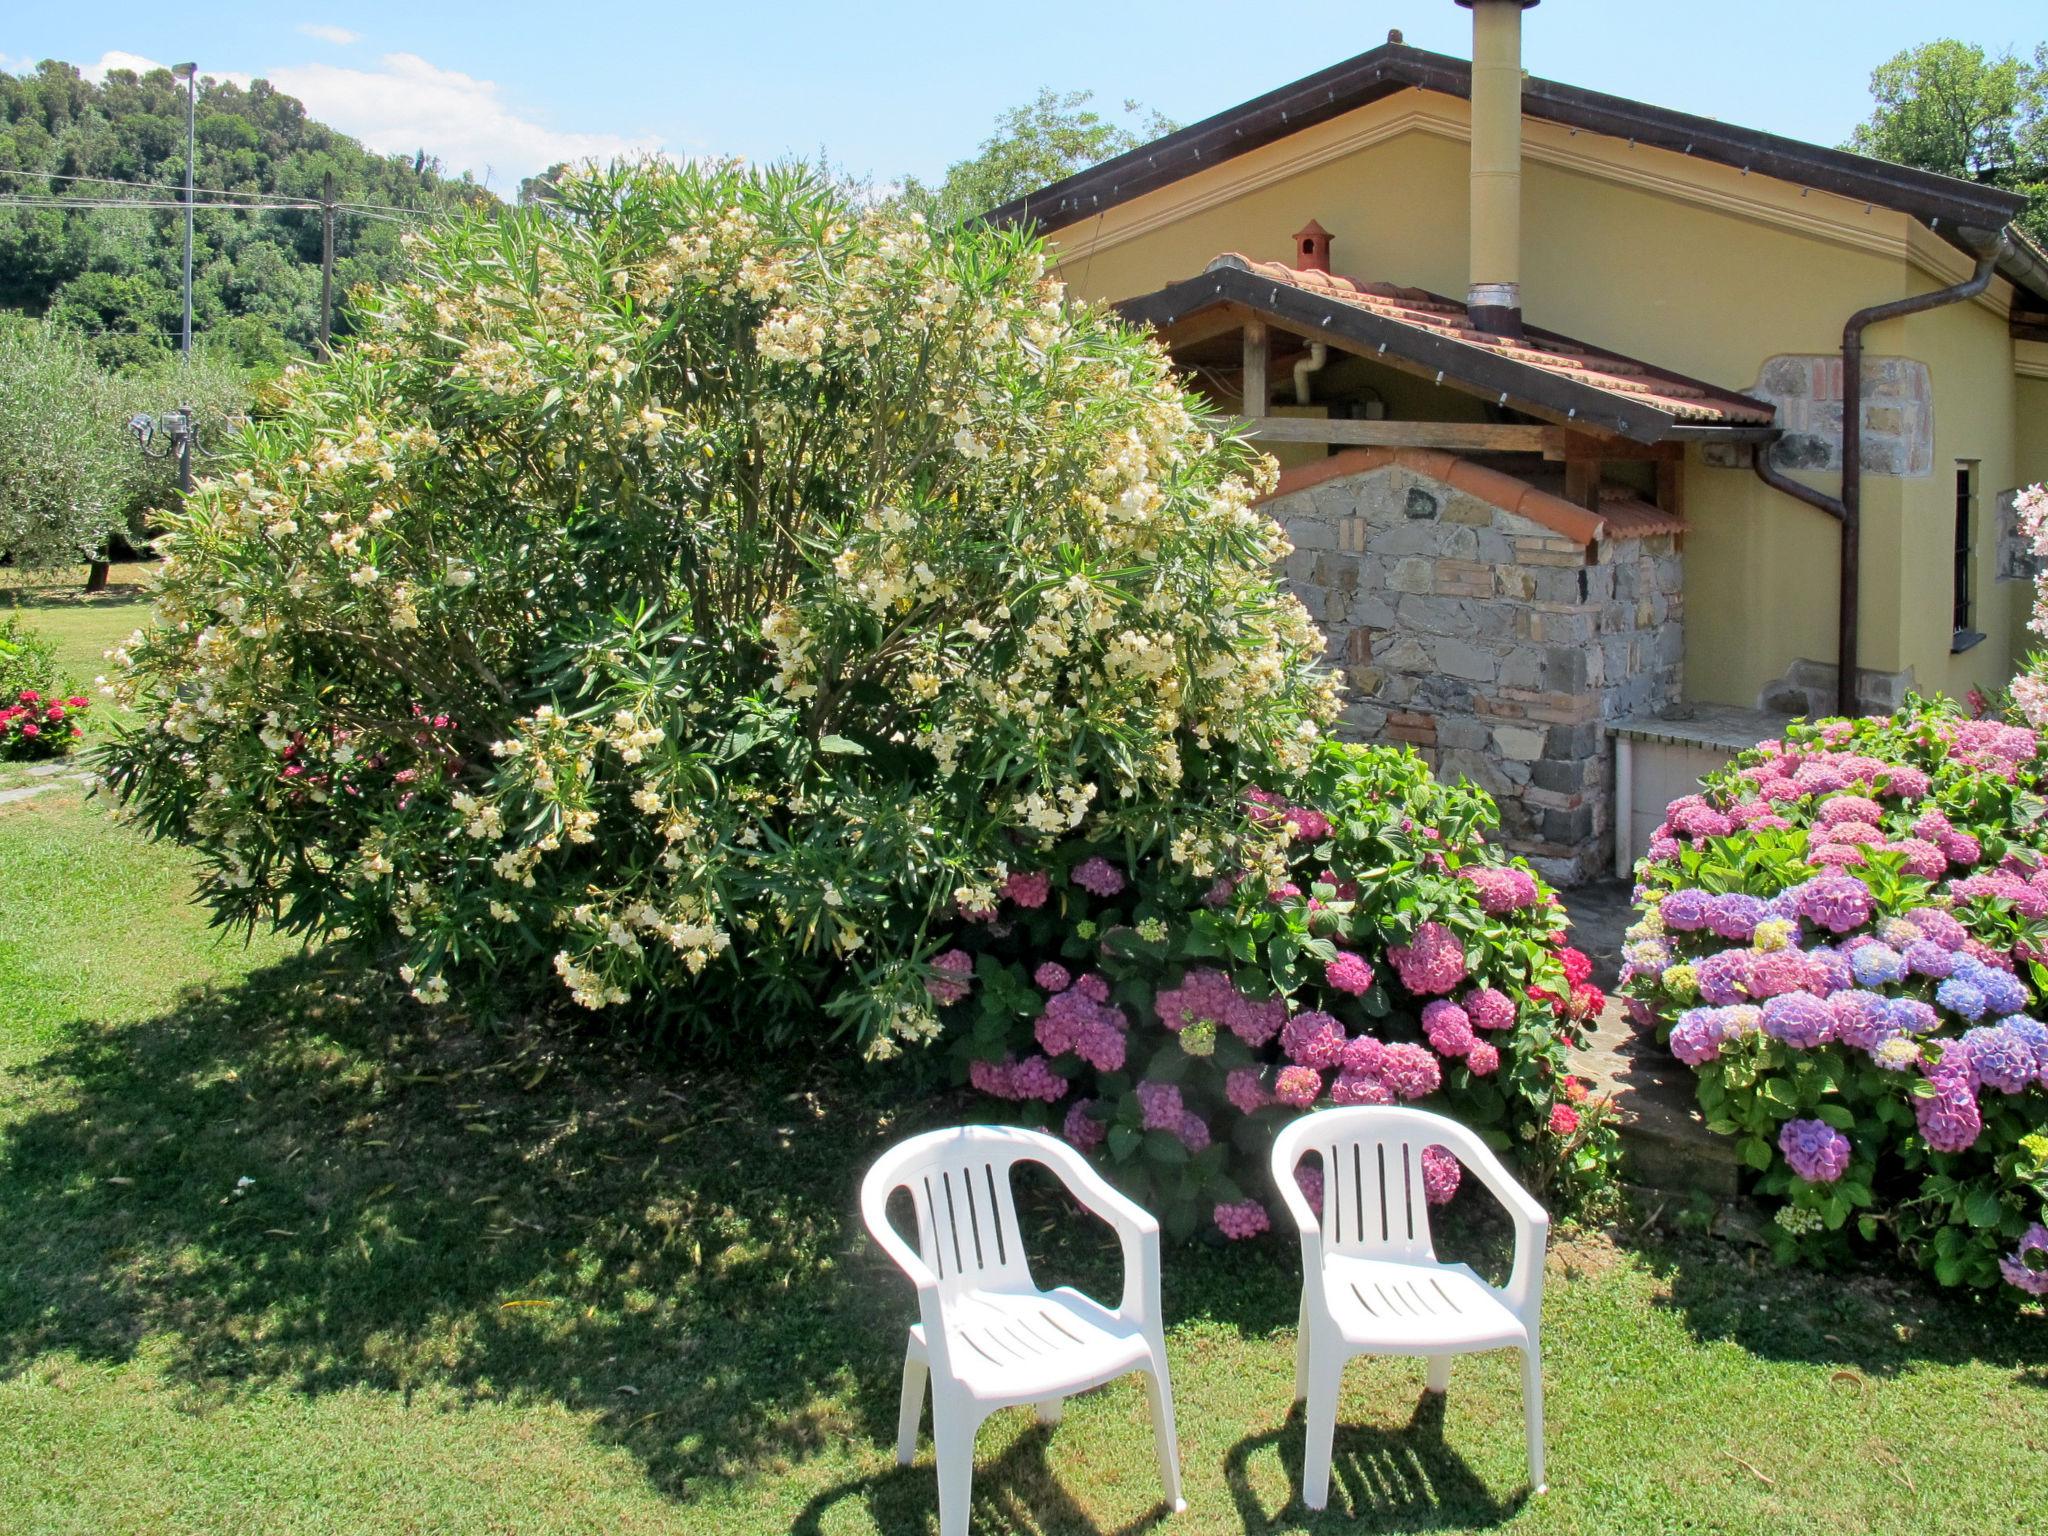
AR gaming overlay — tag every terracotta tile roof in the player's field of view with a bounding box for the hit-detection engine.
[1266,446,1685,547]
[1215,254,1775,427]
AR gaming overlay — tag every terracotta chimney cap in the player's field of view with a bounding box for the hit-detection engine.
[1292,219,1333,273]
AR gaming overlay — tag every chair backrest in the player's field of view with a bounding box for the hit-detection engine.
[860,1125,1050,1305]
[1272,1105,1483,1264]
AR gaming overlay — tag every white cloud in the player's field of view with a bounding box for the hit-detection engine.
[266,52,659,189]
[297,24,360,46]
[80,51,253,88]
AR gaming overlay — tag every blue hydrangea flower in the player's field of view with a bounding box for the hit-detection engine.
[1851,944,1906,987]
[2000,1016,2048,1081]
[1829,989,1897,1051]
[1936,977,1989,1021]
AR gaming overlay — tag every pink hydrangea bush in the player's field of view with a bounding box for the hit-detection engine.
[1624,702,2048,1300]
[943,739,1619,1241]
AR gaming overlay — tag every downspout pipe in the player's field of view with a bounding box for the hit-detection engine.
[1753,234,2004,716]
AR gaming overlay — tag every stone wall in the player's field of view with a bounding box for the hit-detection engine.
[1268,454,1684,884]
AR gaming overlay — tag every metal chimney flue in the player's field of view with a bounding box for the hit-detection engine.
[1456,0,1538,337]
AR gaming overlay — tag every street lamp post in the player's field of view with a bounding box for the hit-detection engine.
[173,62,197,364]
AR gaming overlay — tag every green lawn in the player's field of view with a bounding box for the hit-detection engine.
[3,614,2047,1534]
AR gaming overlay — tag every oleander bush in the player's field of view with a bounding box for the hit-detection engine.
[940,738,1620,1240]
[0,614,88,759]
[1622,702,2048,1299]
[101,159,1350,1055]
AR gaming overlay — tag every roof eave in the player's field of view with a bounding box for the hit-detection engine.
[1117,264,1770,443]
[988,43,2029,262]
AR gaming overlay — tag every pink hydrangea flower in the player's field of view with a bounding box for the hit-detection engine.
[1076,972,1111,1003]
[1463,987,1516,1031]
[1004,870,1052,908]
[1214,1200,1271,1240]
[926,949,974,1006]
[1225,1066,1272,1114]
[969,1054,1066,1103]
[1388,922,1468,996]
[1281,1010,1347,1069]
[1324,952,1376,996]
[1421,999,1475,1058]
[1340,1034,1386,1076]
[1461,865,1540,914]
[1274,1065,1324,1108]
[1062,1099,1105,1150]
[1330,1071,1393,1105]
[1033,961,1072,992]
[1421,1144,1462,1205]
[1548,1102,1581,1137]
[1378,1043,1440,1101]
[1466,1039,1500,1076]
[1176,1111,1212,1153]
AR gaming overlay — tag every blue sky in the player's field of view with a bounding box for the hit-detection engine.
[4,3,2043,193]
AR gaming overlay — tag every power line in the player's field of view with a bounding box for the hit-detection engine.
[0,170,466,218]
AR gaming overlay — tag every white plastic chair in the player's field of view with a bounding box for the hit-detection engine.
[860,1125,1185,1536]
[1271,1105,1550,1510]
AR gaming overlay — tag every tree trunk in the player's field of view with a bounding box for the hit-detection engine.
[85,560,110,593]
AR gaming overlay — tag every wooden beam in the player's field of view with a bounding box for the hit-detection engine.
[1243,321,1269,415]
[1231,416,1558,451]
[1549,430,1681,463]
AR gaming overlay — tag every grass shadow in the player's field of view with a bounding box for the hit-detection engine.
[0,948,1014,1499]
[1221,1391,1522,1532]
[1618,1207,2048,1385]
[789,1421,1176,1536]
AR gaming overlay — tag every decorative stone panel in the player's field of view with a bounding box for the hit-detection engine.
[1700,354,1932,477]
[1266,461,1684,885]
[1996,487,2041,584]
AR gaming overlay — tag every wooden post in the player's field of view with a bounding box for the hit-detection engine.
[318,170,336,360]
[1563,457,1601,511]
[1655,454,1685,519]
[1242,321,1269,416]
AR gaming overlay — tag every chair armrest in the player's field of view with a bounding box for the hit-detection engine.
[1028,1138,1164,1326]
[1455,1143,1550,1322]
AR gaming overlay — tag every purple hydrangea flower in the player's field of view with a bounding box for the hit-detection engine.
[1901,940,1954,979]
[1695,948,1752,1006]
[1795,874,1875,933]
[1885,997,1940,1036]
[1778,1117,1852,1183]
[1762,993,1834,1049]
[1976,968,2030,1017]
[1705,893,1767,942]
[1062,1099,1106,1150]
[1213,1200,1271,1241]
[1962,1024,2036,1094]
[1069,856,1126,897]
[1660,888,1712,931]
[1904,908,1967,952]
[1828,990,1898,1051]
[2000,1224,2048,1297]
[1915,1077,1982,1153]
[1670,1008,1726,1066]
[1850,944,1906,987]
[2000,1016,2048,1084]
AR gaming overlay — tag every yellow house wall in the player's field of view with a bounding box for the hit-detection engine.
[1047,90,2031,709]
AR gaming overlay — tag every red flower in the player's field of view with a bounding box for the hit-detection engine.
[66,695,87,708]
[18,690,39,704]
[1548,1102,1580,1137]
[20,723,38,737]
[44,705,63,721]
[1559,947,1593,985]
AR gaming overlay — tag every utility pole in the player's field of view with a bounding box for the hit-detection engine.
[175,62,197,363]
[318,169,336,359]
